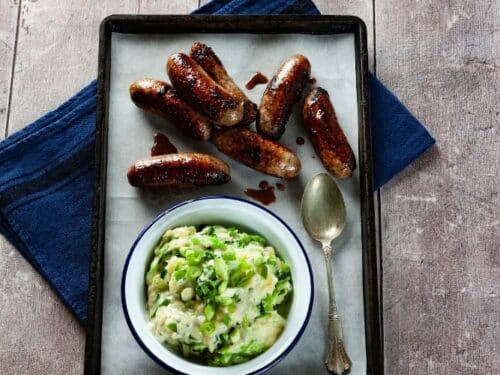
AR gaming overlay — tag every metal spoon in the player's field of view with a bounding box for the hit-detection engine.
[301,173,351,374]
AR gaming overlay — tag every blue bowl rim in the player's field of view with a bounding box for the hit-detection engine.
[121,195,315,375]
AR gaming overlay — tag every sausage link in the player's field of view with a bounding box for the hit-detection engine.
[167,53,244,126]
[257,54,311,140]
[190,42,257,126]
[211,128,301,178]
[129,79,212,141]
[127,153,231,188]
[302,87,356,178]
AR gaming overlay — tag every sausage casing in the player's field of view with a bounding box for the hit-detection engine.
[167,53,244,126]
[257,54,311,140]
[190,42,257,126]
[129,79,212,141]
[302,87,356,178]
[127,153,231,188]
[211,128,301,178]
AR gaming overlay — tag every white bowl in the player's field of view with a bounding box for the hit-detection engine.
[122,195,314,375]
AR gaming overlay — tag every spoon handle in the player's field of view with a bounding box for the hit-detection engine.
[323,244,351,374]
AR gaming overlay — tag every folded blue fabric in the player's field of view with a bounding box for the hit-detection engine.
[0,82,96,323]
[0,0,434,325]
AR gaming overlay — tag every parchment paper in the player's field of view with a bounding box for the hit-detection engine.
[102,32,366,374]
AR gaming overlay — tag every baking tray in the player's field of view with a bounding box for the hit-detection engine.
[85,15,383,375]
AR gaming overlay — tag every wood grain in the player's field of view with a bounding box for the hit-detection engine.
[0,0,19,138]
[139,0,198,14]
[376,0,500,373]
[7,1,126,133]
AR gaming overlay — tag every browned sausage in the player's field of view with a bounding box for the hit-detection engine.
[127,153,231,188]
[302,87,356,178]
[167,53,244,126]
[129,79,212,141]
[211,128,301,178]
[190,42,257,126]
[257,54,311,140]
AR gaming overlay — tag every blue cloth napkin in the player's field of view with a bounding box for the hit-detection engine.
[0,0,435,325]
[0,83,95,323]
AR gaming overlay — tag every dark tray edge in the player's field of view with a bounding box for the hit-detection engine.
[85,14,383,375]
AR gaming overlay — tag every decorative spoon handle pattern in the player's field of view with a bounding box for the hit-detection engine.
[323,244,351,374]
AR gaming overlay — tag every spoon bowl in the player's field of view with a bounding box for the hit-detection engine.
[301,173,346,246]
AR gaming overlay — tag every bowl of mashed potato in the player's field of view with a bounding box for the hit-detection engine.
[122,196,313,375]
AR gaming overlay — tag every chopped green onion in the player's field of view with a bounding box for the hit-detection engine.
[203,250,214,259]
[214,258,228,280]
[215,295,233,306]
[147,263,159,276]
[209,236,226,250]
[250,234,266,244]
[257,264,268,279]
[266,256,277,266]
[253,256,264,266]
[196,282,217,301]
[166,322,177,332]
[153,243,163,256]
[237,235,251,247]
[204,304,215,321]
[237,233,266,247]
[229,260,255,287]
[200,321,215,335]
[218,280,228,294]
[219,333,229,344]
[195,266,219,301]
[229,267,242,286]
[230,327,240,343]
[186,249,204,265]
[279,262,291,278]
[159,298,170,307]
[157,252,168,264]
[222,251,236,261]
[186,266,202,281]
[173,267,186,281]
[262,294,274,313]
[210,353,232,366]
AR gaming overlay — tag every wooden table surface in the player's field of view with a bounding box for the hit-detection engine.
[0,0,498,374]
